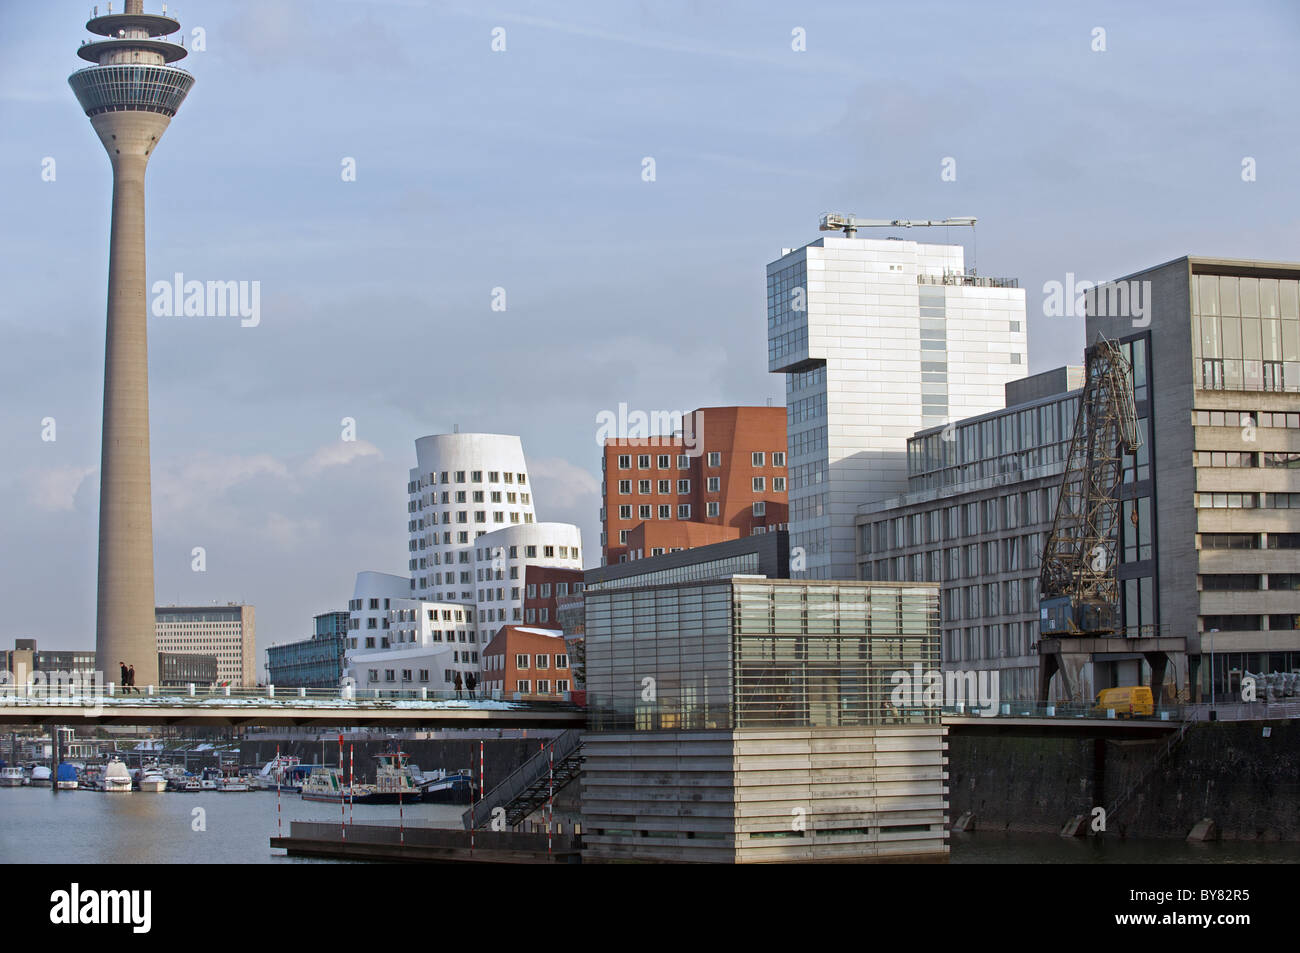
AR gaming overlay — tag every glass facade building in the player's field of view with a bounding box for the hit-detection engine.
[586,579,939,730]
[265,612,348,688]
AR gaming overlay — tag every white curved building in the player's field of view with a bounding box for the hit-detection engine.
[407,434,537,603]
[471,522,583,640]
[340,434,583,692]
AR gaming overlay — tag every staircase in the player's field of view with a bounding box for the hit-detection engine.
[462,729,585,830]
[1103,718,1193,824]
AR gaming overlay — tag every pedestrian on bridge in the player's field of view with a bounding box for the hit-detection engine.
[453,671,463,700]
[466,672,477,700]
[119,662,128,694]
[127,664,136,694]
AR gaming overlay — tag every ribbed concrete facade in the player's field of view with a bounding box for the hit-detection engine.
[71,3,194,688]
[582,726,948,863]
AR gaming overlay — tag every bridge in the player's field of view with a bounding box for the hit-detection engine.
[0,686,587,729]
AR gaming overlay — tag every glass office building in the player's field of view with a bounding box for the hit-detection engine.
[582,578,946,863]
[265,611,348,688]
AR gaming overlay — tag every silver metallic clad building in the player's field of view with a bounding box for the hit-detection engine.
[768,235,1027,580]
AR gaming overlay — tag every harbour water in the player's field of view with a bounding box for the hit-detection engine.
[3,787,1298,863]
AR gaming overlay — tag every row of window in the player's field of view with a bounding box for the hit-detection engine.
[407,509,534,527]
[474,544,578,562]
[483,653,569,671]
[613,452,786,469]
[1195,409,1300,429]
[1195,451,1300,468]
[1201,573,1300,591]
[612,477,786,496]
[509,680,569,694]
[365,659,480,683]
[421,490,531,505]
[1200,532,1300,549]
[1195,492,1300,508]
[408,470,527,492]
[1200,615,1300,632]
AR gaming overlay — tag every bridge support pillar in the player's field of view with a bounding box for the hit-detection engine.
[1144,651,1170,706]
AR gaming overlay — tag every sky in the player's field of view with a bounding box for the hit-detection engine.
[1,0,1297,662]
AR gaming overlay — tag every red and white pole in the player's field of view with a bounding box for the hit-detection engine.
[349,744,354,828]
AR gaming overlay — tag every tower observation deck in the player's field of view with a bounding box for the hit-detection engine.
[68,1,194,690]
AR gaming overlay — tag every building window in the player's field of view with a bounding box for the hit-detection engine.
[677,479,690,494]
[753,501,766,516]
[618,480,631,495]
[385,670,395,682]
[657,454,670,469]
[707,502,720,517]
[516,680,531,694]
[752,452,765,467]
[535,654,549,669]
[773,452,786,467]
[708,452,721,467]
[618,454,631,469]
[658,504,671,519]
[657,479,670,494]
[678,504,691,519]
[639,504,652,520]
[638,455,650,469]
[556,679,570,693]
[752,477,766,492]
[535,680,551,694]
[515,654,530,669]
[555,654,568,669]
[368,669,379,682]
[707,477,720,492]
[773,477,786,492]
[619,504,632,520]
[677,455,690,469]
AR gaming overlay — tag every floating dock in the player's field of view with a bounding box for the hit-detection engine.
[271,821,581,863]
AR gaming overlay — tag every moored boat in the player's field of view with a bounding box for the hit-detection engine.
[0,766,25,788]
[56,763,79,790]
[103,759,132,793]
[139,772,167,793]
[30,765,52,787]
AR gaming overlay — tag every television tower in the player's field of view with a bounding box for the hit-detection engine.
[69,1,194,688]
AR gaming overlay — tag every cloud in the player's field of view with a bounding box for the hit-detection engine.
[304,440,383,476]
[26,465,95,512]
[527,455,601,513]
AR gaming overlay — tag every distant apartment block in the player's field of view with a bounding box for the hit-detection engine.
[2,639,96,681]
[155,605,255,688]
[599,405,788,566]
[768,235,1027,579]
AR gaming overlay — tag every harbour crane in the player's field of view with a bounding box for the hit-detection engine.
[1037,335,1142,701]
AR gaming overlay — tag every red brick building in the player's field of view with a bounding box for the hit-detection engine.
[600,406,788,566]
[522,565,584,627]
[481,625,574,699]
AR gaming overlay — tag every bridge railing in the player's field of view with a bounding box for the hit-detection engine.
[0,682,584,710]
[939,701,1187,722]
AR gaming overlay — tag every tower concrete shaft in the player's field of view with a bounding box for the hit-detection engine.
[70,2,193,688]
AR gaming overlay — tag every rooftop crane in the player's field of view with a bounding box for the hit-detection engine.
[819,213,977,237]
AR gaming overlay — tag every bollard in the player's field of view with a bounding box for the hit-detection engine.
[188,683,195,697]
[1046,705,1055,716]
[223,685,231,697]
[268,684,275,699]
[147,684,154,697]
[420,687,428,701]
[298,687,306,698]
[1106,708,1116,719]
[108,683,115,697]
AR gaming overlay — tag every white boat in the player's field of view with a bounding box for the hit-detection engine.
[139,772,167,793]
[30,765,52,787]
[179,777,201,792]
[56,763,80,790]
[0,766,25,788]
[218,775,250,792]
[103,759,132,793]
